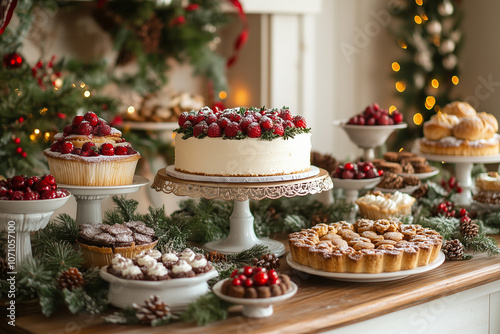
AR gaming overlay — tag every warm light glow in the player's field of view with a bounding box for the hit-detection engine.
[434,105,441,112]
[425,96,436,109]
[127,106,135,114]
[40,107,48,115]
[431,79,439,88]
[218,91,227,100]
[413,113,424,125]
[30,134,36,141]
[399,148,404,152]
[54,78,63,88]
[392,62,400,72]
[396,81,406,92]
[34,129,40,135]
[389,105,397,114]
[84,90,91,98]
[421,14,428,21]
[414,16,423,24]
[15,88,22,96]
[72,83,76,88]
[234,88,250,106]
[398,39,408,49]
[44,132,51,140]
[416,0,423,5]
[80,83,86,88]
[452,76,459,85]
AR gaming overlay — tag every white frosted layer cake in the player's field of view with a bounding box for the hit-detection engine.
[175,133,311,176]
[173,107,312,177]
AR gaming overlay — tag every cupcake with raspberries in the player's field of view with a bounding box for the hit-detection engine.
[43,111,140,186]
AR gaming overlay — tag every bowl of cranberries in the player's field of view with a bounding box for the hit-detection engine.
[332,162,382,190]
[0,174,70,213]
[334,103,407,149]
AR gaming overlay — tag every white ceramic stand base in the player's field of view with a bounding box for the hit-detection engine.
[151,167,333,256]
[0,196,70,269]
[58,176,149,225]
[422,153,500,208]
[204,200,285,256]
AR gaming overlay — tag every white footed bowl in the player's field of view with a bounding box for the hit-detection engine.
[333,120,407,149]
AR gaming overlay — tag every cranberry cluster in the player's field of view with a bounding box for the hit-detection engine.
[230,266,280,287]
[0,174,67,200]
[178,107,308,139]
[63,111,112,137]
[347,103,403,126]
[440,176,463,193]
[433,202,472,223]
[332,161,382,179]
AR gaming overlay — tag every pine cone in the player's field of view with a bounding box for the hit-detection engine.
[253,253,280,270]
[133,295,171,325]
[57,267,84,291]
[411,182,428,200]
[442,239,464,261]
[460,221,479,238]
[0,257,7,279]
[311,152,338,175]
[205,251,227,263]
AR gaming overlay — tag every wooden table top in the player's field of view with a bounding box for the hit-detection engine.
[7,235,500,334]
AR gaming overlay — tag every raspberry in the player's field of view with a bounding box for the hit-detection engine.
[285,120,295,128]
[41,174,56,185]
[101,143,114,156]
[247,123,261,138]
[217,117,230,129]
[182,120,193,129]
[83,111,99,126]
[23,188,39,200]
[78,122,93,136]
[61,142,74,154]
[187,113,196,123]
[279,109,293,121]
[207,123,221,137]
[97,124,111,136]
[178,112,189,126]
[224,122,241,138]
[344,162,354,171]
[272,123,284,136]
[392,112,403,124]
[193,122,208,137]
[82,142,96,152]
[35,180,51,193]
[73,148,82,156]
[41,190,57,199]
[195,114,206,125]
[51,141,62,152]
[72,115,84,127]
[293,116,307,128]
[115,146,128,155]
[11,190,24,200]
[63,124,73,135]
[259,116,273,130]
[10,176,25,190]
[239,116,254,132]
[206,114,218,125]
[127,146,137,155]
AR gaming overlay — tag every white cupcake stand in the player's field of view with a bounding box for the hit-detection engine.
[151,166,333,256]
[422,153,500,207]
[58,175,149,225]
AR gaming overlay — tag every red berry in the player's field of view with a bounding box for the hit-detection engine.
[268,269,279,280]
[243,266,253,277]
[78,122,93,136]
[82,142,96,153]
[269,277,280,285]
[231,277,242,286]
[10,175,25,190]
[182,120,193,129]
[373,103,380,111]
[377,170,384,176]
[63,124,73,135]
[342,170,355,179]
[97,124,111,136]
[0,186,7,197]
[217,117,230,129]
[178,112,189,126]
[456,186,463,193]
[294,115,307,128]
[126,146,137,155]
[376,114,390,125]
[459,208,467,217]
[35,180,51,193]
[41,190,57,199]
[23,189,39,200]
[437,202,448,212]
[254,272,269,286]
[195,114,206,125]
[115,146,128,155]
[83,111,99,126]
[344,162,354,171]
[355,172,366,179]
[239,116,254,132]
[279,109,293,121]
[392,112,403,124]
[357,116,366,125]
[259,116,273,130]
[206,114,218,125]
[243,278,254,287]
[254,267,266,273]
[72,115,84,127]
[224,122,241,138]
[51,141,62,152]
[101,143,115,156]
[187,113,196,123]
[238,274,247,281]
[230,269,238,278]
[11,190,24,200]
[348,116,358,125]
[193,122,208,138]
[41,174,56,185]
[207,123,221,137]
[366,117,376,125]
[247,123,262,138]
[61,142,74,154]
[56,190,68,198]
[273,123,284,136]
[448,176,457,188]
[285,120,295,129]
[460,216,471,224]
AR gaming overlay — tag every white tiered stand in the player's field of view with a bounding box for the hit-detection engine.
[151,167,333,256]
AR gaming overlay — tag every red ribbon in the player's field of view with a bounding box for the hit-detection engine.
[0,0,18,35]
[226,0,248,68]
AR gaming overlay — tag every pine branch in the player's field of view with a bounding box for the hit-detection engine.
[43,241,84,273]
[421,215,460,240]
[461,235,500,256]
[226,244,270,268]
[104,196,142,224]
[32,213,79,252]
[181,292,231,326]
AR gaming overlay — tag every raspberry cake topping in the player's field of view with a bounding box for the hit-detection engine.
[175,106,310,140]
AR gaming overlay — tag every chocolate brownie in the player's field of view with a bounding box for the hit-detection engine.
[93,232,116,247]
[133,232,153,245]
[107,223,133,236]
[114,233,134,247]
[133,224,155,237]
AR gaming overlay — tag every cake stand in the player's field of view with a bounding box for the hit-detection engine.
[151,167,333,256]
[58,176,149,225]
[422,153,500,207]
[332,177,381,222]
[0,194,71,269]
[333,120,407,161]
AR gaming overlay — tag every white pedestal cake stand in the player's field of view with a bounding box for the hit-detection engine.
[58,176,149,225]
[422,153,500,207]
[333,121,407,161]
[0,195,70,269]
[151,167,333,256]
[332,177,381,222]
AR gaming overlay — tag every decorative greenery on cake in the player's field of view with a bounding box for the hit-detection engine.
[174,107,311,140]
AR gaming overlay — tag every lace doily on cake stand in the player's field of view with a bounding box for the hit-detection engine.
[151,167,333,256]
[58,176,149,225]
[422,153,500,207]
